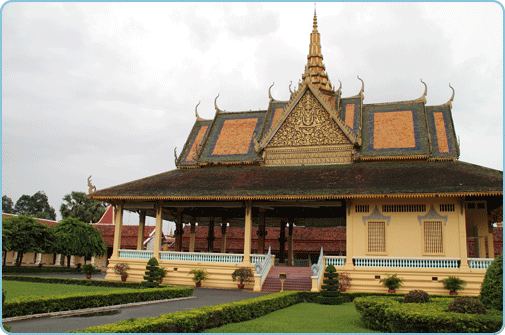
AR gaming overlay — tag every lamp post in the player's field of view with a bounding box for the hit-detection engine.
[279,273,287,292]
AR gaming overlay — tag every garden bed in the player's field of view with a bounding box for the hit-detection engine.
[354,296,502,333]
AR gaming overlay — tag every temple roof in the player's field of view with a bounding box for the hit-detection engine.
[90,160,502,201]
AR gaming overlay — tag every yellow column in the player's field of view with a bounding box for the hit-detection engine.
[458,200,469,271]
[243,201,252,265]
[344,200,354,270]
[189,222,196,252]
[112,203,124,259]
[153,202,163,260]
[137,210,146,250]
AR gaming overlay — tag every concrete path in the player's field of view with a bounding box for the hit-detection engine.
[4,274,269,333]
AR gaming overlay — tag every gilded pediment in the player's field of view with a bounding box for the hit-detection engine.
[268,90,351,148]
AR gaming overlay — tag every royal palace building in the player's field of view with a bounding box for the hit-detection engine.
[89,10,503,295]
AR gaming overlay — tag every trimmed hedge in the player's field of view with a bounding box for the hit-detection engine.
[2,266,86,274]
[480,253,503,311]
[2,275,143,288]
[354,296,503,333]
[73,291,319,333]
[3,286,194,318]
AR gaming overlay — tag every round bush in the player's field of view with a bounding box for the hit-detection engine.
[403,290,431,303]
[480,253,502,311]
[448,296,487,315]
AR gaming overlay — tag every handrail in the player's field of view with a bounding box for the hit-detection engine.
[160,251,243,263]
[119,249,153,259]
[254,246,273,285]
[325,256,346,267]
[468,258,494,269]
[353,256,460,268]
[311,247,324,286]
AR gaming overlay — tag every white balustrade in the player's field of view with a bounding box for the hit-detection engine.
[468,258,494,269]
[353,256,460,268]
[119,250,153,259]
[160,251,244,263]
[325,256,346,267]
[251,254,267,264]
[254,247,273,285]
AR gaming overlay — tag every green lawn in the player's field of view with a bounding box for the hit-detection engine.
[2,280,126,301]
[205,302,378,333]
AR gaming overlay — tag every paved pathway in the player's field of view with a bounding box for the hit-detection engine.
[4,273,269,333]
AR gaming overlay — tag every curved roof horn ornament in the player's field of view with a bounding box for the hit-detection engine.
[195,101,204,121]
[336,79,342,96]
[268,82,275,101]
[214,93,221,113]
[444,83,455,109]
[289,81,293,94]
[414,79,428,103]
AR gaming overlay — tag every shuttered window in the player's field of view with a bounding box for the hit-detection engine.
[368,221,386,253]
[424,220,443,254]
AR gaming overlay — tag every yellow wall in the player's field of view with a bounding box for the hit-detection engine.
[350,198,463,258]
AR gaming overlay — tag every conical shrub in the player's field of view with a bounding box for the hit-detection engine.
[317,264,344,305]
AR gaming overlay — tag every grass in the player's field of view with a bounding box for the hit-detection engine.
[204,302,378,333]
[2,280,126,301]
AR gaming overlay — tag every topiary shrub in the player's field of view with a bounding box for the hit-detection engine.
[480,253,502,311]
[142,257,160,288]
[403,290,431,303]
[316,264,344,305]
[448,296,487,314]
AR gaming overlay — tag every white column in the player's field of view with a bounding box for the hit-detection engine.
[112,202,124,259]
[36,253,42,265]
[242,201,252,265]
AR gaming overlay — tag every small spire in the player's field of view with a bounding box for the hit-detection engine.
[302,4,334,95]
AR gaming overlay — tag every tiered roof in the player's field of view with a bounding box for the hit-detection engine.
[90,9,502,207]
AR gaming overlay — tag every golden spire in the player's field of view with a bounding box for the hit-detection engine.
[302,5,334,95]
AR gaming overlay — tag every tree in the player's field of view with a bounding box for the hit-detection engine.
[2,195,14,214]
[2,215,54,266]
[13,191,56,220]
[60,191,106,223]
[53,217,106,267]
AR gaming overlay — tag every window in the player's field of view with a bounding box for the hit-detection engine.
[424,220,443,254]
[368,221,386,253]
[355,204,370,213]
[382,204,426,213]
[439,204,455,212]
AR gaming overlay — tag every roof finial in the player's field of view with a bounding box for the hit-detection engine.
[417,79,427,103]
[444,83,455,108]
[214,94,221,113]
[268,82,275,101]
[195,101,203,121]
[313,3,317,31]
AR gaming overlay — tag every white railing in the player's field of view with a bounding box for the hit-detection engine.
[353,256,460,268]
[251,254,267,264]
[119,250,153,259]
[311,247,325,286]
[160,251,244,263]
[325,256,346,267]
[468,258,494,269]
[254,247,273,285]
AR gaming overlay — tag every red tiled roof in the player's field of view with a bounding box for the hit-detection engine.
[180,226,345,254]
[2,213,58,227]
[98,206,114,224]
[92,224,156,249]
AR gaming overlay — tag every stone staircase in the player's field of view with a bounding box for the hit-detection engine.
[261,266,313,292]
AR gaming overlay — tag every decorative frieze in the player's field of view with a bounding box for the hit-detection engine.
[265,144,353,166]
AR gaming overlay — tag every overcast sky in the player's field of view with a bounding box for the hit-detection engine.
[2,2,503,231]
